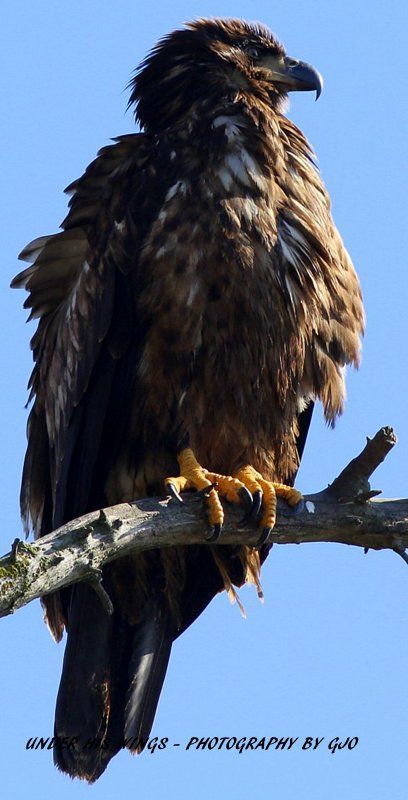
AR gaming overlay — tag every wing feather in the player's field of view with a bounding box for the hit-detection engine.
[12,133,152,540]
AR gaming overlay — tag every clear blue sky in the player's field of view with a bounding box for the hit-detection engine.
[1,1,407,798]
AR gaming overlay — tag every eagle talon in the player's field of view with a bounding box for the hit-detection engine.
[166,482,184,504]
[292,498,305,514]
[206,523,223,542]
[198,482,218,497]
[257,526,273,546]
[238,486,254,521]
[233,466,303,545]
[251,489,263,519]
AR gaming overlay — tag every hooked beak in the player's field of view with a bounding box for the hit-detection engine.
[264,55,323,100]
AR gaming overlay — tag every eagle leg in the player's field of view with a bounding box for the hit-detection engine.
[233,466,303,545]
[165,448,253,540]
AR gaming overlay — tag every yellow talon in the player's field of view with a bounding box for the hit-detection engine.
[209,474,247,505]
[206,488,224,527]
[164,449,303,544]
[234,465,263,495]
[233,465,303,542]
[164,450,303,607]
[165,448,226,537]
[257,481,277,531]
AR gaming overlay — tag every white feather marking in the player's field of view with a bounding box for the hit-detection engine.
[241,197,259,223]
[225,153,251,187]
[279,234,300,269]
[306,501,315,514]
[212,115,243,142]
[155,246,166,260]
[114,219,125,233]
[296,394,309,413]
[165,181,188,201]
[288,166,300,180]
[218,147,265,191]
[239,148,258,174]
[217,167,234,191]
[241,148,266,190]
[284,274,298,309]
[187,281,199,306]
[287,149,315,172]
[284,222,309,254]
[170,150,177,161]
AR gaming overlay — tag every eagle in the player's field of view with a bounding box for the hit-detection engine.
[12,18,364,782]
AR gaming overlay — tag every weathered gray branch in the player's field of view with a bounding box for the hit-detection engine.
[1,426,406,619]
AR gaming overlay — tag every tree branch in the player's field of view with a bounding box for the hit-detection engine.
[1,427,406,620]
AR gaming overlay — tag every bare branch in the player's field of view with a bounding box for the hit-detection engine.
[1,427,406,620]
[327,426,397,500]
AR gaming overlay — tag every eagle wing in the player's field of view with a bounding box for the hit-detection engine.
[13,134,160,633]
[12,134,150,536]
[13,135,188,778]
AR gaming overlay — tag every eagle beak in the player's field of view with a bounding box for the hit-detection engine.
[265,56,323,100]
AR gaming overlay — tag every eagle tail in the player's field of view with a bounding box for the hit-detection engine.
[122,601,174,749]
[53,583,173,782]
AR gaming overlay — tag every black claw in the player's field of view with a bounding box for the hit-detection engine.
[251,489,263,519]
[206,523,223,542]
[238,486,254,522]
[292,498,305,514]
[166,482,184,504]
[198,483,217,497]
[257,526,272,547]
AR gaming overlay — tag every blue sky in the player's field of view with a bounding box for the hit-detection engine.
[1,1,407,798]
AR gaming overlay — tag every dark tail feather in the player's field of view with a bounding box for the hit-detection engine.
[53,584,173,782]
[124,601,173,749]
[53,582,118,781]
[97,596,174,775]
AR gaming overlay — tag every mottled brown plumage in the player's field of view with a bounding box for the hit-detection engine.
[12,18,364,781]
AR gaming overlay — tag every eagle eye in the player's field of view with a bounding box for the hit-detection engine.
[244,45,261,60]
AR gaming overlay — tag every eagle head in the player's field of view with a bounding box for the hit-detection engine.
[129,18,323,132]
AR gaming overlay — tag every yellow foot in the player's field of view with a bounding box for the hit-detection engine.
[165,449,253,541]
[165,449,303,544]
[235,466,303,545]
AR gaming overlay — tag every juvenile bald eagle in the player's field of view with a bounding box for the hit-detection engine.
[13,18,364,781]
